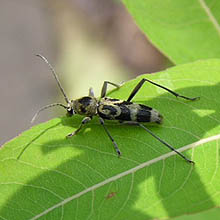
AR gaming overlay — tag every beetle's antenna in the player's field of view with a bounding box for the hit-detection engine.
[31,103,67,123]
[36,54,70,103]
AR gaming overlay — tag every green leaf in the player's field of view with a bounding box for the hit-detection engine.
[175,207,220,220]
[122,0,220,64]
[1,59,220,220]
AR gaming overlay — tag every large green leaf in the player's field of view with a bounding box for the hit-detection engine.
[122,0,220,64]
[0,59,220,220]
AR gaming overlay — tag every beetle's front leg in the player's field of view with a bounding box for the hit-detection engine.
[67,117,92,137]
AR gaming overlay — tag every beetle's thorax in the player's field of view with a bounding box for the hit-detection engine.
[72,96,98,116]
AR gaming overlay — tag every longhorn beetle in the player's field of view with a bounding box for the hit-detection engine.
[30,54,199,163]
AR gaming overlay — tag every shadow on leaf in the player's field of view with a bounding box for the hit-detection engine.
[1,82,220,220]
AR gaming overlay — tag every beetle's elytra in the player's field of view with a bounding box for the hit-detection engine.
[28,54,199,163]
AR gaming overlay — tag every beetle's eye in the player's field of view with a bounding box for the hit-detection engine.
[66,108,74,116]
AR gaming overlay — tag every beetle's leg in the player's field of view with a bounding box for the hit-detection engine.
[89,87,95,97]
[127,78,200,102]
[99,117,121,157]
[67,117,92,137]
[101,81,120,98]
[136,122,194,164]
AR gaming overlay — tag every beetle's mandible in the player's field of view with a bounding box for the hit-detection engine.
[28,54,199,163]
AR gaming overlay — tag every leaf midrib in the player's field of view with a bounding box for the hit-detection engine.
[199,0,220,36]
[29,134,220,220]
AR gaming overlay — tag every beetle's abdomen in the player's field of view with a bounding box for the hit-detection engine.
[98,98,163,124]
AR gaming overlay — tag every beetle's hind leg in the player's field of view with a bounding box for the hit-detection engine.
[99,117,121,157]
[127,78,200,102]
[130,122,194,164]
[101,81,120,98]
[67,117,91,137]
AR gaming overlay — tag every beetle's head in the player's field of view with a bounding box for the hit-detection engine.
[66,100,75,117]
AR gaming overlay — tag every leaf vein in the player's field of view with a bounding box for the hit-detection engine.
[199,0,220,36]
[29,134,220,220]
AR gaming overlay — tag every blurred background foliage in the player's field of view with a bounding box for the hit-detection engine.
[1,0,219,219]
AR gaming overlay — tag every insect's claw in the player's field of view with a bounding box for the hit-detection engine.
[117,150,122,158]
[188,159,195,165]
[192,96,200,101]
[177,95,200,101]
[66,132,76,138]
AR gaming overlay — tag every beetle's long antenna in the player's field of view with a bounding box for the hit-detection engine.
[31,103,67,123]
[36,54,70,103]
